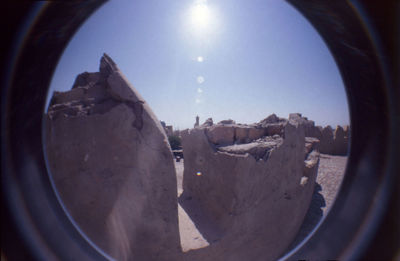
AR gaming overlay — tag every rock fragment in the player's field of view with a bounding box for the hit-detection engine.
[201,118,213,127]
[332,125,349,155]
[218,119,236,125]
[305,137,320,157]
[259,113,280,124]
[320,125,334,154]
[260,113,288,136]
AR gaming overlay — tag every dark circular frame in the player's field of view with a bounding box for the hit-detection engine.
[1,1,399,260]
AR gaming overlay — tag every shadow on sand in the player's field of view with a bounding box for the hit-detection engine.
[178,191,224,245]
[178,182,326,257]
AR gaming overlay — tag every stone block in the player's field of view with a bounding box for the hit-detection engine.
[248,127,266,141]
[333,125,348,155]
[205,125,235,145]
[320,126,334,154]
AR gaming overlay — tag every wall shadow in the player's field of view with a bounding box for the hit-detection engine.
[285,183,326,251]
[178,191,224,244]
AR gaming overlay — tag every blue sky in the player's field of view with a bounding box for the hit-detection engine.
[47,0,349,130]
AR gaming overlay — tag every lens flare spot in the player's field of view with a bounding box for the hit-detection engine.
[197,56,204,62]
[197,76,204,84]
[300,176,308,186]
[196,172,202,176]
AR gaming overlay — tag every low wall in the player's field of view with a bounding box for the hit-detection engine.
[181,118,319,261]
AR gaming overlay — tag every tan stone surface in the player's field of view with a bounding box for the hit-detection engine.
[305,137,320,156]
[46,54,181,261]
[264,122,286,136]
[320,125,334,154]
[247,127,266,141]
[234,126,250,143]
[333,125,348,155]
[205,124,235,145]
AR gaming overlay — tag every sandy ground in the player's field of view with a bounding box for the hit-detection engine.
[175,154,348,253]
[175,160,211,251]
[315,154,348,213]
[175,159,184,197]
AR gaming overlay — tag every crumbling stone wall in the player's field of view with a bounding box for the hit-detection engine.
[289,113,349,155]
[195,113,349,156]
[181,116,320,260]
[45,54,181,261]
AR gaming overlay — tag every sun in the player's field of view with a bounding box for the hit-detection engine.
[184,1,220,38]
[190,3,211,30]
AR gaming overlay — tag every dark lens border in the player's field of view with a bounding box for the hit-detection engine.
[1,1,399,260]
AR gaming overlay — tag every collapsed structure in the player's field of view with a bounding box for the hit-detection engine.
[288,113,349,155]
[192,114,349,156]
[45,54,181,261]
[180,113,320,260]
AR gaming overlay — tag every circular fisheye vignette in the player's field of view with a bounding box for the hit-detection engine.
[38,2,116,261]
[2,2,116,261]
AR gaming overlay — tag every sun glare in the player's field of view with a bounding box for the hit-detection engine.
[190,3,211,30]
[184,1,220,39]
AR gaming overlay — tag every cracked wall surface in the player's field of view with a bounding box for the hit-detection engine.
[45,54,181,261]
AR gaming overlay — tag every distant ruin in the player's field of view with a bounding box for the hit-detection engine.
[194,115,200,128]
[160,120,174,137]
[192,114,349,156]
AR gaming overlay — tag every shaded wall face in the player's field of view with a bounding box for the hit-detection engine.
[181,128,240,232]
[46,108,181,260]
